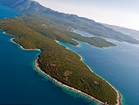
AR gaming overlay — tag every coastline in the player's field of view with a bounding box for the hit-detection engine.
[11,38,41,51]
[79,54,121,105]
[35,56,121,105]
[2,31,121,105]
[34,57,104,105]
[2,31,40,51]
[107,80,121,105]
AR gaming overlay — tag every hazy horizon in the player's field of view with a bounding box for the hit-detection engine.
[34,0,139,31]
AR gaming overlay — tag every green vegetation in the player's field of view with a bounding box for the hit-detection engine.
[0,18,117,105]
[19,14,115,47]
[67,33,116,48]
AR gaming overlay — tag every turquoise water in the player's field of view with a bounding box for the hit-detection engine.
[0,5,97,105]
[58,34,139,105]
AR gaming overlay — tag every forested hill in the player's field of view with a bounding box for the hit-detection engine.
[1,0,139,44]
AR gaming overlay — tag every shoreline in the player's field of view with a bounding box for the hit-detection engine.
[58,41,121,105]
[107,80,121,105]
[78,53,121,105]
[34,57,105,105]
[34,57,122,105]
[1,31,40,51]
[11,38,41,51]
[2,31,121,105]
[35,57,121,105]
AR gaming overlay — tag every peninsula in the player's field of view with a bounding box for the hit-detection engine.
[0,18,119,105]
[1,0,137,104]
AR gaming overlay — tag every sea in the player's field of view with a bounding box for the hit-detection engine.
[0,4,139,105]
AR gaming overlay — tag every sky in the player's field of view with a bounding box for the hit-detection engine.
[34,0,139,30]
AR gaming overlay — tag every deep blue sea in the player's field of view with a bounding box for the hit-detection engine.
[0,4,97,105]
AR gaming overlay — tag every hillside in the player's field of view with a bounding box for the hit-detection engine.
[19,14,115,48]
[1,0,139,44]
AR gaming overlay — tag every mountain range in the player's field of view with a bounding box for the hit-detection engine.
[1,0,139,44]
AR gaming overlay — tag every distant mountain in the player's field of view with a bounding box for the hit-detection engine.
[1,0,139,44]
[102,23,139,39]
